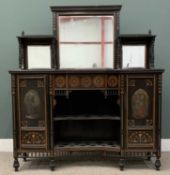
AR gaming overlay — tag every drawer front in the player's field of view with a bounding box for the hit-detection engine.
[17,75,48,150]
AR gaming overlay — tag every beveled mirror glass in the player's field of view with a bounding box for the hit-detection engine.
[122,45,146,68]
[27,46,51,69]
[59,16,114,69]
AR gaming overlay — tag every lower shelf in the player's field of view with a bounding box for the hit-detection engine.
[54,141,120,152]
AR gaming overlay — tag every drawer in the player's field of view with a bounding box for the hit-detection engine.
[127,130,154,148]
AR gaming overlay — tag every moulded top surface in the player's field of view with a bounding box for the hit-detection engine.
[9,68,164,74]
[50,5,122,13]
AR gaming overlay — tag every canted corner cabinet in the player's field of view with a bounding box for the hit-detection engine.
[9,6,164,171]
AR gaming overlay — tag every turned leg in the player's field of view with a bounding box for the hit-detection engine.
[155,158,161,171]
[147,156,151,161]
[49,159,55,171]
[119,158,125,171]
[13,157,20,171]
[23,153,28,162]
[147,152,151,161]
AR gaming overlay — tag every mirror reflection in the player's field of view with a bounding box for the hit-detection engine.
[122,45,146,68]
[27,46,51,69]
[59,16,114,69]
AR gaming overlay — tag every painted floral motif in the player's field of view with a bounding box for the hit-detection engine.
[132,89,149,119]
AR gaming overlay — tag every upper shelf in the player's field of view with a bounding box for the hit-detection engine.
[53,114,120,121]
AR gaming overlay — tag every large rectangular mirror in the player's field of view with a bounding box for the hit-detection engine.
[51,6,122,69]
[58,16,114,69]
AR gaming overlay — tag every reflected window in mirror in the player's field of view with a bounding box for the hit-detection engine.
[18,36,56,69]
[58,16,114,69]
[119,34,156,69]
[122,45,146,68]
[27,46,51,69]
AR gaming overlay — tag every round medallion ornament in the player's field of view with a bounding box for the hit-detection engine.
[93,76,105,88]
[81,76,92,88]
[69,76,80,88]
[107,76,118,87]
[55,76,66,88]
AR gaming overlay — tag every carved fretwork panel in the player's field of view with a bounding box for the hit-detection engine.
[127,76,155,128]
[21,131,46,149]
[128,131,153,147]
[18,76,47,128]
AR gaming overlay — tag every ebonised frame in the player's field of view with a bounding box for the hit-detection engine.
[9,5,164,172]
[18,35,57,69]
[51,5,122,69]
[118,34,156,69]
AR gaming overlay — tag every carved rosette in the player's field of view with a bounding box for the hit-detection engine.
[21,132,46,144]
[21,121,28,127]
[128,131,153,145]
[128,80,136,87]
[93,75,105,88]
[146,120,153,126]
[20,80,27,87]
[107,75,118,88]
[69,76,80,88]
[55,76,66,88]
[145,80,153,87]
[128,120,135,127]
[37,80,44,87]
[38,120,45,127]
[81,76,92,88]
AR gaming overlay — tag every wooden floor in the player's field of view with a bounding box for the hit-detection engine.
[0,152,170,175]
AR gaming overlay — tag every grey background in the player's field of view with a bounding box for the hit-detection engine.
[0,0,169,138]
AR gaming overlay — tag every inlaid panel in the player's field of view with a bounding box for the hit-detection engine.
[93,75,105,88]
[68,76,81,88]
[18,76,47,127]
[17,75,48,150]
[127,76,155,128]
[80,76,92,88]
[21,131,46,149]
[107,75,119,88]
[128,130,153,147]
[55,75,66,88]
[126,75,156,149]
[53,74,119,89]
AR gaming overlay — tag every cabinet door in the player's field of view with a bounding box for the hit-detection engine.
[17,75,48,150]
[126,75,155,149]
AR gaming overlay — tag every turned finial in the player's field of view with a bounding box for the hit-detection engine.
[148,29,152,35]
[21,31,25,36]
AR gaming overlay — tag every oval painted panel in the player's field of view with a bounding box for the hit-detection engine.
[131,88,149,119]
[24,89,41,119]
